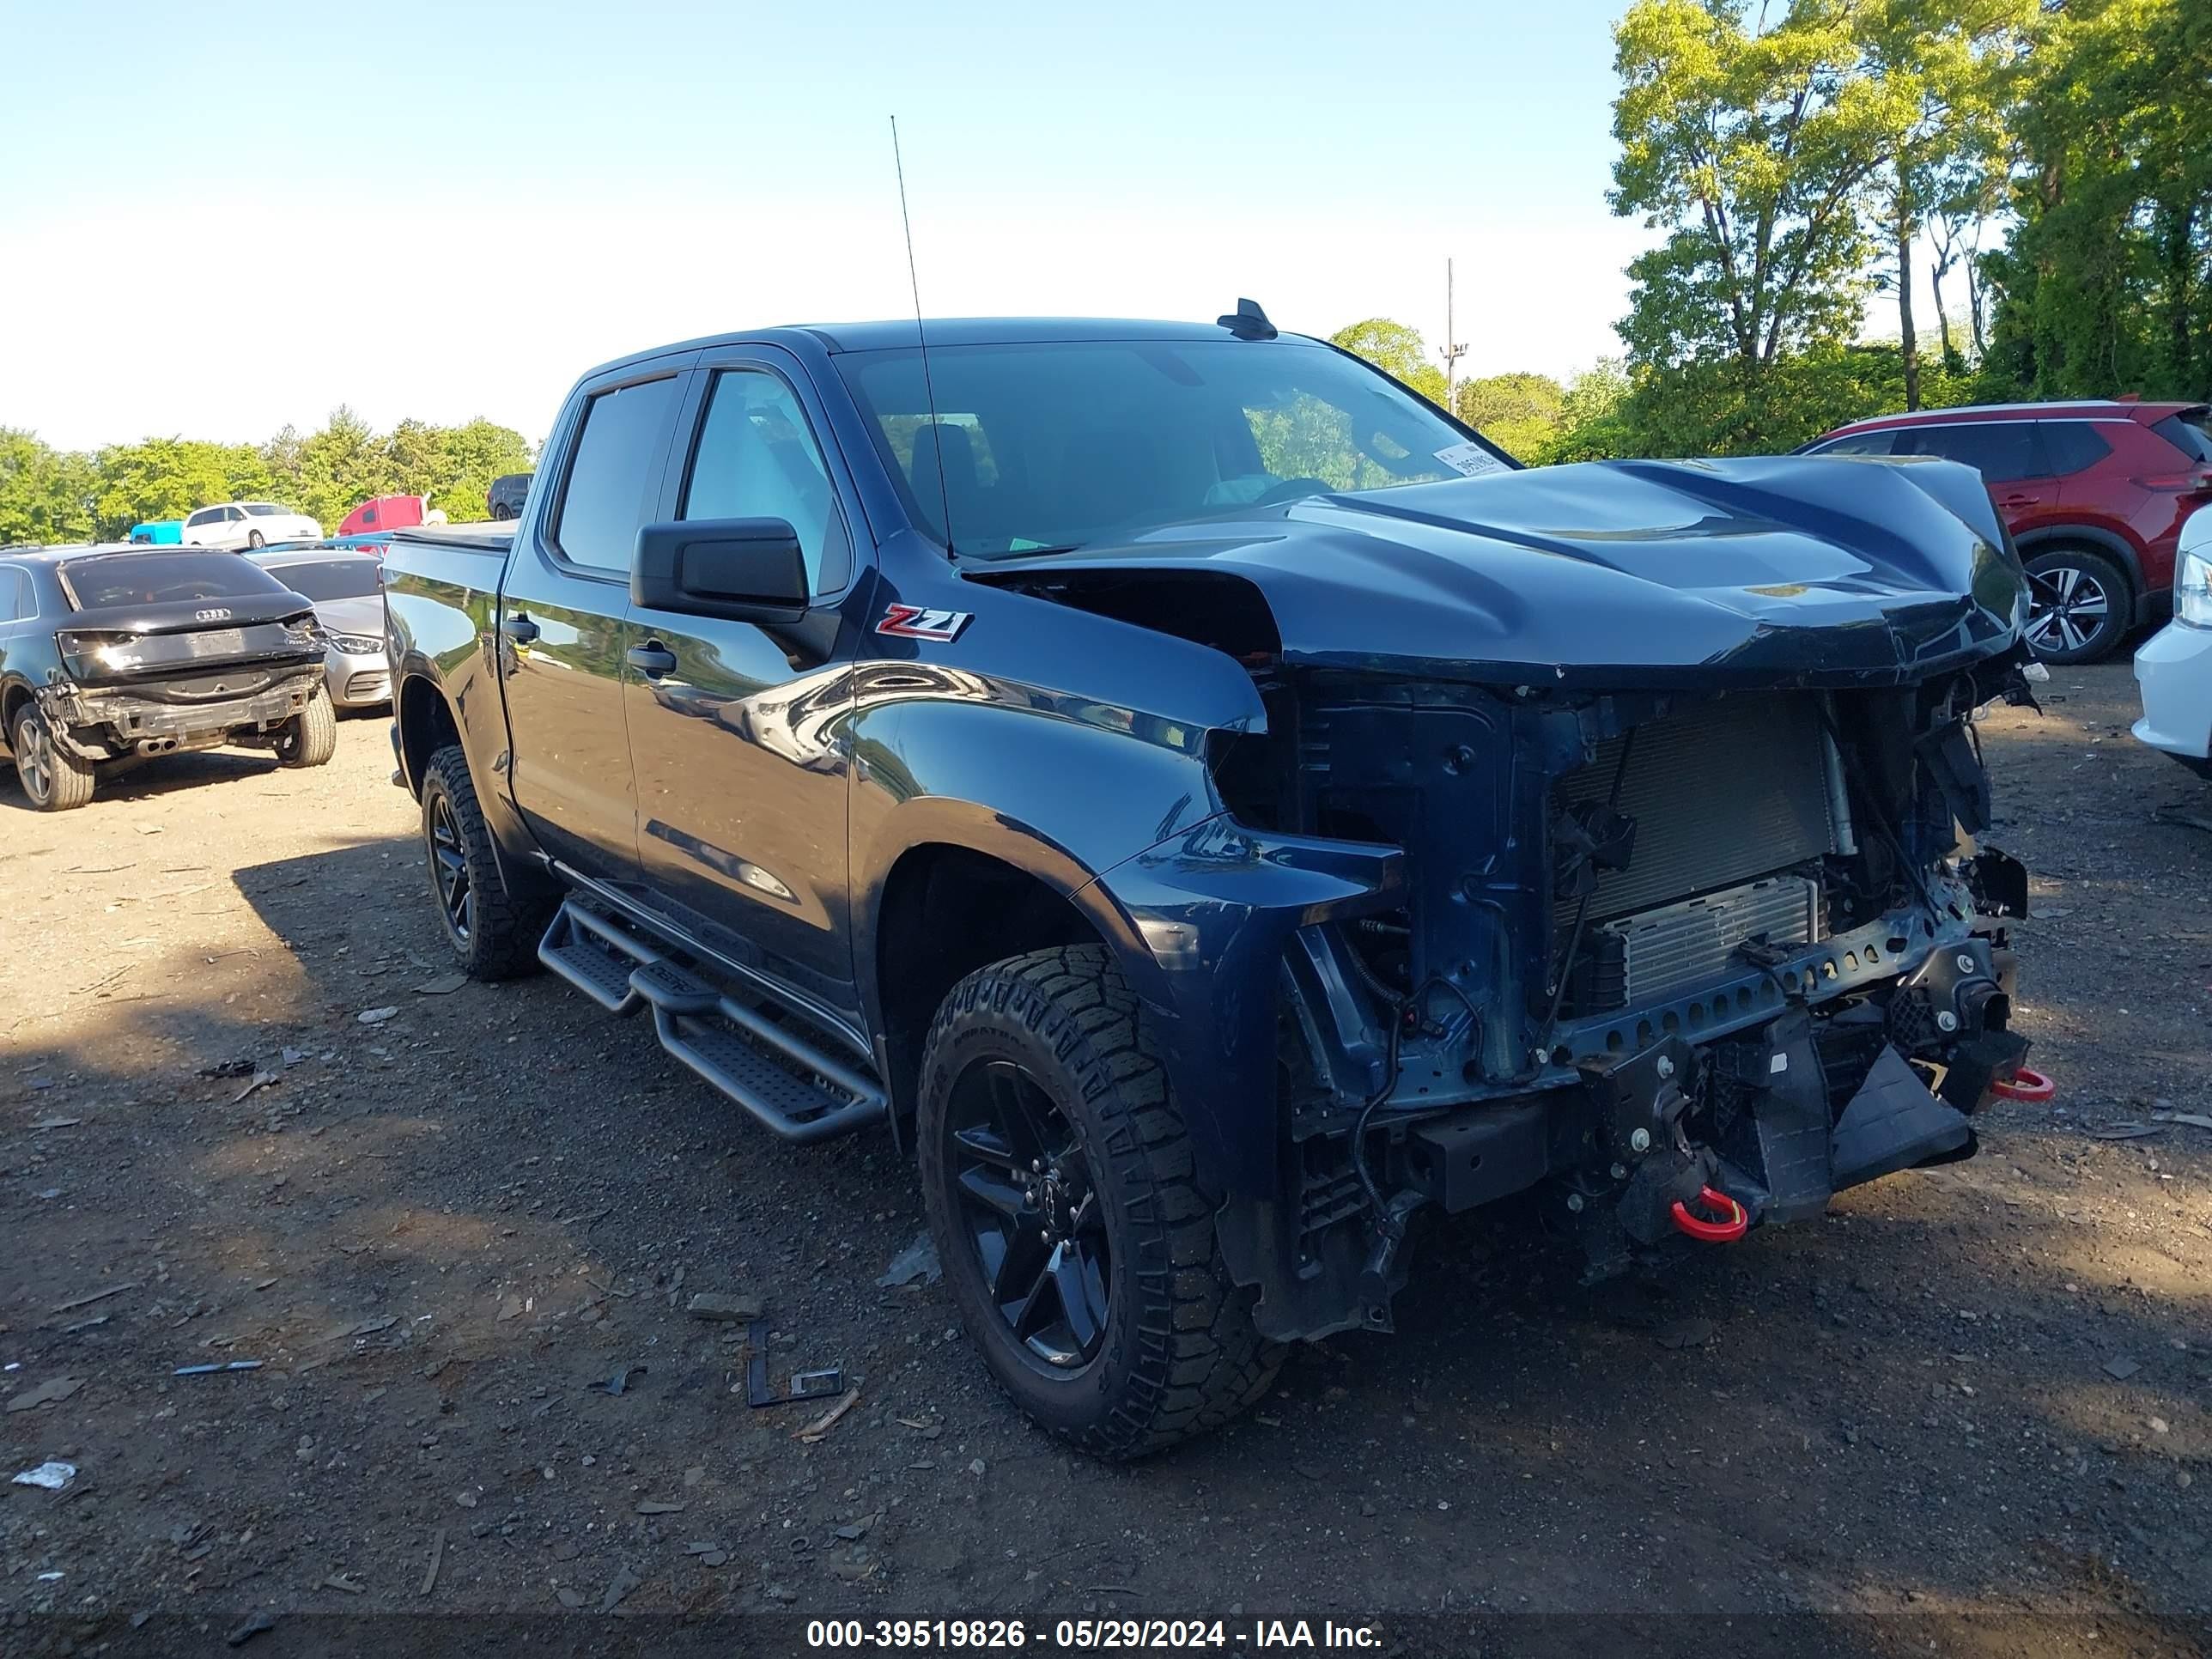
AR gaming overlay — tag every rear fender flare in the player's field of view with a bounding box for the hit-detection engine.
[392,660,549,898]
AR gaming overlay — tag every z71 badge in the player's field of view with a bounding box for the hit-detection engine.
[875,603,973,642]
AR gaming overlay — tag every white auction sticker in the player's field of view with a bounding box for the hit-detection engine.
[1433,441,1509,478]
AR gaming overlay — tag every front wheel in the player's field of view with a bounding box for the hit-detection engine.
[246,530,265,550]
[2022,547,2130,664]
[10,706,95,811]
[917,945,1282,1459]
[272,688,337,767]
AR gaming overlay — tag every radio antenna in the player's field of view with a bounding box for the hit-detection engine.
[890,115,954,557]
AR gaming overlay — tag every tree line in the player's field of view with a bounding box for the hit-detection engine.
[0,410,532,547]
[1353,0,2208,463]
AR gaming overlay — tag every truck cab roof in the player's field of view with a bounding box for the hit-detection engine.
[583,315,1322,380]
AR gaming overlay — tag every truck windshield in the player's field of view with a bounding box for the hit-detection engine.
[59,554,293,611]
[835,338,1510,556]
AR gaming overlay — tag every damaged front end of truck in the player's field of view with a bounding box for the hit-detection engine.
[987,453,2045,1343]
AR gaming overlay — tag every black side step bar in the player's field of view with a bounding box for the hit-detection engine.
[538,901,886,1145]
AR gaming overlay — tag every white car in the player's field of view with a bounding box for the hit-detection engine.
[2132,502,2212,776]
[179,501,322,550]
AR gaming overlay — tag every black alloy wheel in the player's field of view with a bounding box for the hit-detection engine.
[416,744,556,980]
[428,790,473,945]
[916,946,1284,1457]
[942,1057,1110,1369]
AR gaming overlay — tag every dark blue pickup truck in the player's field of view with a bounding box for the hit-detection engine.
[383,307,2042,1456]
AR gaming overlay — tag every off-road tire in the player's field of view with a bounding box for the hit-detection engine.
[273,688,337,767]
[10,706,95,811]
[420,744,555,980]
[917,945,1284,1458]
[2021,546,2131,665]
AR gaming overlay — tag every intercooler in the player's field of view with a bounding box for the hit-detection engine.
[1555,696,1836,1011]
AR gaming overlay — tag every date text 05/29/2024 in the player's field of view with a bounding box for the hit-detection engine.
[805,1619,1382,1650]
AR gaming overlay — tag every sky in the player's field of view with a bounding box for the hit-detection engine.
[0,0,1846,453]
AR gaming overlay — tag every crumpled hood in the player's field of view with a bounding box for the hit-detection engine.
[973,455,2028,689]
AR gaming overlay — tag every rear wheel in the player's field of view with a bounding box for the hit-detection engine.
[246,529,265,550]
[917,945,1282,1459]
[420,744,555,979]
[2022,547,2130,664]
[273,688,337,767]
[9,706,95,811]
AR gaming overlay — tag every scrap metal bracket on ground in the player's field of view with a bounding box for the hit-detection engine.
[744,1318,842,1409]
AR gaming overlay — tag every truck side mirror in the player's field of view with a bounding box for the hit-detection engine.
[632,519,810,624]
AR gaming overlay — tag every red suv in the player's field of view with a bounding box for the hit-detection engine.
[1803,400,2212,663]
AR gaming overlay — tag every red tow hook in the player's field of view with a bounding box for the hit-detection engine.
[1990,1066,2056,1103]
[1669,1185,1749,1243]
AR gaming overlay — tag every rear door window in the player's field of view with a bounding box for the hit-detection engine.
[2038,422,2114,476]
[1895,422,2045,483]
[0,568,23,623]
[554,377,683,573]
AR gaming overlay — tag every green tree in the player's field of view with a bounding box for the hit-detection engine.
[1538,359,1639,462]
[294,405,393,530]
[385,416,533,520]
[0,429,99,545]
[1610,0,1891,370]
[421,417,533,521]
[1982,0,2210,400]
[1547,343,1976,461]
[1856,0,2035,408]
[1560,357,1633,428]
[1328,319,1450,404]
[2,412,539,544]
[90,437,268,537]
[1455,373,1567,459]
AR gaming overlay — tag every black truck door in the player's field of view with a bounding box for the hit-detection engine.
[501,365,688,880]
[622,355,864,1014]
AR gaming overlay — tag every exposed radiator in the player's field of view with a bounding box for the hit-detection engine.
[1553,696,1836,927]
[1588,874,1822,1008]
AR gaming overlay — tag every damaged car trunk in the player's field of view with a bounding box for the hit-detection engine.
[975,453,2044,1342]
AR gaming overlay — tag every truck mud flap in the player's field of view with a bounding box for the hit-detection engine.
[538,901,886,1145]
[1829,1044,1973,1190]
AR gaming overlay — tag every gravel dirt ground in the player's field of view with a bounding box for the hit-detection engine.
[3,672,2211,1657]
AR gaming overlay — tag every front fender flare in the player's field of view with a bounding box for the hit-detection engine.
[1079,817,1406,1201]
[852,793,1185,1041]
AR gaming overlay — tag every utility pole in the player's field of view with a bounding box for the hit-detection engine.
[1439,258,1468,417]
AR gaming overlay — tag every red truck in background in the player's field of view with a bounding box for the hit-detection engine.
[339,495,446,539]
